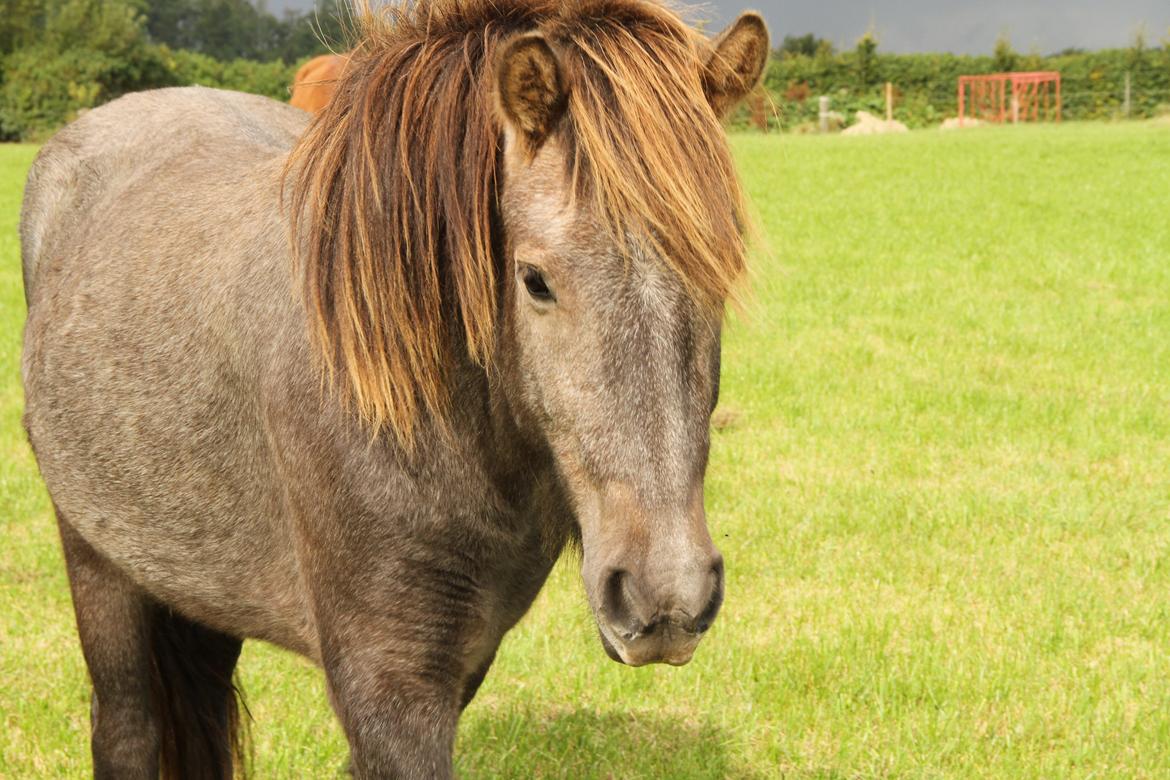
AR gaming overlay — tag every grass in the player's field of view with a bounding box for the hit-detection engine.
[2,121,1170,777]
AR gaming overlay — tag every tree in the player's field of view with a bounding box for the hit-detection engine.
[779,33,833,59]
[0,0,46,56]
[143,0,202,52]
[993,31,1017,72]
[42,0,148,58]
[1127,24,1148,71]
[1131,24,1147,54]
[0,0,170,139]
[278,0,349,62]
[140,0,348,63]
[855,31,878,87]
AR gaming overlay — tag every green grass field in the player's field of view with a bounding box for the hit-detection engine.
[3,122,1170,778]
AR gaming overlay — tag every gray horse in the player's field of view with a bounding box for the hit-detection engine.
[20,1,767,776]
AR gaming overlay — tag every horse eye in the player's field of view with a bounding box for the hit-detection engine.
[521,266,554,303]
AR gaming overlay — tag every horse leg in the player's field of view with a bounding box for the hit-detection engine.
[58,513,246,780]
[323,646,460,780]
[309,573,466,778]
[57,513,160,779]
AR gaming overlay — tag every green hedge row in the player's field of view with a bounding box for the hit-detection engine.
[0,44,298,141]
[748,46,1170,131]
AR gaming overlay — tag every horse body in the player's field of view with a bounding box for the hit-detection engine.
[24,89,309,650]
[24,82,562,670]
[290,54,348,114]
[21,2,768,777]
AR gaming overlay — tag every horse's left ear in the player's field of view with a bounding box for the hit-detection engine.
[496,32,568,150]
[702,12,770,117]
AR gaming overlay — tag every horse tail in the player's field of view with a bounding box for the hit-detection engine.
[149,606,250,780]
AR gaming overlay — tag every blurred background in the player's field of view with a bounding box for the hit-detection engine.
[2,0,1169,140]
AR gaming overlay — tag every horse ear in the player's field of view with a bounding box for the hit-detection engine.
[702,12,770,117]
[496,33,568,149]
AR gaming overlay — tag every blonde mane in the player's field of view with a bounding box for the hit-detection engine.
[285,0,749,444]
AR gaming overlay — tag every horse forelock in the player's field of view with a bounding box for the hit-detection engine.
[284,0,748,446]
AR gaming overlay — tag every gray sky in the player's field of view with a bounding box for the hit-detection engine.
[704,0,1170,55]
[275,1,1170,55]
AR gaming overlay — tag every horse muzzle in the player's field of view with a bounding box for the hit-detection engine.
[594,556,724,666]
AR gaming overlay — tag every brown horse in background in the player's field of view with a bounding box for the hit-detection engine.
[290,53,349,113]
[20,0,768,777]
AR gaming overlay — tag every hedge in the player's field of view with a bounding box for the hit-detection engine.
[0,43,300,141]
[747,46,1170,131]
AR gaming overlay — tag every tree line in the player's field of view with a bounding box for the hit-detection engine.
[0,0,348,140]
[2,0,347,64]
[2,3,1168,141]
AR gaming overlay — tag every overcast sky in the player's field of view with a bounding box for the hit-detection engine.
[705,0,1170,55]
[275,1,1170,55]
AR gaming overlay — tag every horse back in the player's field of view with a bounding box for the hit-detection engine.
[20,87,306,302]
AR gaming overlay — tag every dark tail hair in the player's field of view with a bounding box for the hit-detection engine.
[149,606,250,779]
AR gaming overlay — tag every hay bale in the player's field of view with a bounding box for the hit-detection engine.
[841,110,909,136]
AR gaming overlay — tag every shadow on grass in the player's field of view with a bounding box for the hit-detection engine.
[457,706,764,779]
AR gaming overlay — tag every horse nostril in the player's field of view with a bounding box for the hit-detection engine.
[694,561,724,634]
[602,568,643,637]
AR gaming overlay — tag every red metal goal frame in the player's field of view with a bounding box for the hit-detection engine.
[958,72,1062,124]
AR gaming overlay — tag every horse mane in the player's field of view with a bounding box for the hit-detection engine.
[284,0,748,445]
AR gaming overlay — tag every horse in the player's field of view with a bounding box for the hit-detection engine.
[289,53,349,114]
[19,0,768,776]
